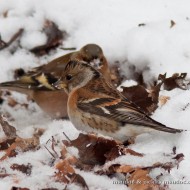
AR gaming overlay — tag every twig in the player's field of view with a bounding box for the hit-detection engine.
[60,47,76,51]
[44,145,57,158]
[45,136,59,158]
[51,136,59,157]
[63,132,71,142]
[0,28,24,50]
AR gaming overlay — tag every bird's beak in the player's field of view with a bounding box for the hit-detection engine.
[53,79,66,90]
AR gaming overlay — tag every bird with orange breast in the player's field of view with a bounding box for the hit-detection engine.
[0,44,111,118]
[54,61,183,142]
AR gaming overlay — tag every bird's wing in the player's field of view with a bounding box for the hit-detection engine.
[77,97,182,133]
[0,71,58,91]
[0,52,78,92]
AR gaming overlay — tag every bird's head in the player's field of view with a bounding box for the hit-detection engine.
[80,44,104,69]
[54,61,101,94]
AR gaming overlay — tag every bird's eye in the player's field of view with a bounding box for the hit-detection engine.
[66,74,72,81]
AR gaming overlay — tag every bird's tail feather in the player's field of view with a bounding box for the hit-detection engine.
[0,81,34,95]
[148,123,183,133]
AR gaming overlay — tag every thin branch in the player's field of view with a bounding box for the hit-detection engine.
[0,29,24,50]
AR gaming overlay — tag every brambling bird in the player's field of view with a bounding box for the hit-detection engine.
[54,61,183,142]
[0,44,111,118]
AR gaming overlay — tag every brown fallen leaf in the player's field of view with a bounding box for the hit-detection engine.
[122,81,163,114]
[138,23,146,27]
[2,10,8,18]
[159,95,170,106]
[0,136,40,161]
[71,173,89,190]
[0,137,16,150]
[105,146,143,162]
[106,158,181,177]
[31,20,67,56]
[170,20,176,28]
[0,115,17,138]
[172,153,184,169]
[65,133,120,166]
[110,63,123,87]
[10,187,30,190]
[11,163,32,175]
[0,173,12,178]
[55,158,89,189]
[7,97,19,107]
[108,164,135,174]
[172,146,177,155]
[158,73,189,91]
[55,159,75,183]
[6,97,28,109]
[145,162,176,174]
[128,169,164,190]
[103,164,166,189]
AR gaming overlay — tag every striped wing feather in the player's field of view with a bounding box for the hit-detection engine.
[77,97,182,133]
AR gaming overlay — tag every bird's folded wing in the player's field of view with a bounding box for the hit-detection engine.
[77,97,182,133]
[0,71,58,91]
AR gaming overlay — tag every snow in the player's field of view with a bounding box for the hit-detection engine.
[0,0,190,189]
[117,80,138,91]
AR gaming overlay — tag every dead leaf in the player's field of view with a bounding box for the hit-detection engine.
[158,73,189,91]
[145,162,174,173]
[110,63,123,87]
[3,10,8,18]
[172,153,184,168]
[170,20,176,28]
[60,145,68,159]
[0,137,16,150]
[104,164,166,189]
[55,159,75,183]
[128,169,164,190]
[10,187,30,190]
[159,95,170,106]
[0,115,17,138]
[0,136,39,161]
[122,82,162,114]
[172,146,176,155]
[138,23,146,27]
[31,20,67,56]
[10,163,32,175]
[105,146,143,161]
[8,97,19,107]
[55,158,89,189]
[65,133,119,166]
[71,173,89,190]
[0,173,12,178]
[108,164,135,174]
[122,85,150,113]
